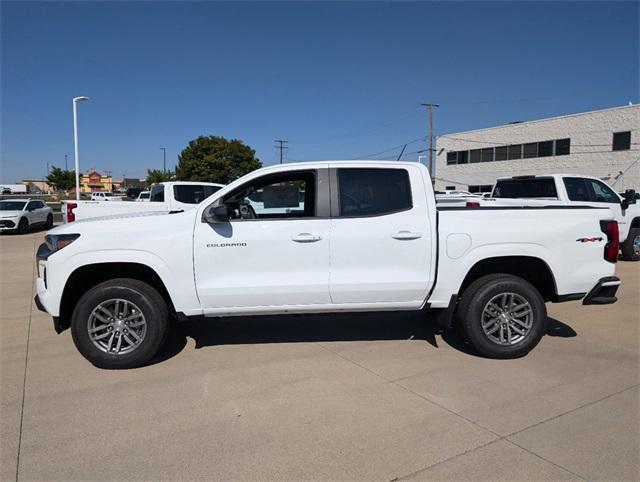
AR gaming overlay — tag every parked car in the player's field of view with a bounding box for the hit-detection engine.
[35,161,621,369]
[90,192,123,201]
[0,199,53,234]
[136,191,150,202]
[488,174,640,261]
[61,182,224,223]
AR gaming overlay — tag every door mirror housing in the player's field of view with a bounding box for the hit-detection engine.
[621,198,630,210]
[204,204,230,223]
[623,189,637,204]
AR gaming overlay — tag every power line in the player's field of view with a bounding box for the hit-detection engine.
[421,102,440,180]
[275,139,288,164]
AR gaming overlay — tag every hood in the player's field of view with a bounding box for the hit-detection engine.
[0,210,24,218]
[49,209,179,235]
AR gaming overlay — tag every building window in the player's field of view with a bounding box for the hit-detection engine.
[523,142,538,158]
[445,185,456,190]
[495,146,508,161]
[481,148,494,162]
[457,151,469,164]
[470,149,482,163]
[555,138,571,156]
[612,131,631,151]
[507,144,522,160]
[446,151,457,164]
[538,141,553,157]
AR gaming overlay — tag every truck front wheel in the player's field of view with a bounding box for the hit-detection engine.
[620,228,640,261]
[71,279,169,369]
[456,274,547,359]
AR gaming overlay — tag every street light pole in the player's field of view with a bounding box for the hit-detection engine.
[160,147,166,172]
[72,96,90,200]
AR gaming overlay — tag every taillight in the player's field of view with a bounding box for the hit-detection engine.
[466,201,480,208]
[600,220,619,263]
[66,202,77,223]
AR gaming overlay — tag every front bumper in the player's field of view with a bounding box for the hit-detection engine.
[0,219,17,230]
[582,276,620,305]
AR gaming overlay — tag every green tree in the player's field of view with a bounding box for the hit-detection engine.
[45,166,75,191]
[146,169,175,184]
[176,136,261,184]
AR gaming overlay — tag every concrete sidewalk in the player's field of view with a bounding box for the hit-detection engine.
[1,230,638,481]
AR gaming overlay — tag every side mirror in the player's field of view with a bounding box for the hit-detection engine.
[621,199,630,210]
[623,189,637,204]
[204,204,230,224]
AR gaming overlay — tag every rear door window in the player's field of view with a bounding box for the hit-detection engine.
[563,178,590,201]
[149,185,165,202]
[174,185,222,204]
[338,168,412,217]
[492,178,558,198]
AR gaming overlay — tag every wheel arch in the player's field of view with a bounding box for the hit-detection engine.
[58,262,175,332]
[458,256,558,302]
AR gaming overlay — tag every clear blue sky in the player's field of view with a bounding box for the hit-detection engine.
[1,1,638,182]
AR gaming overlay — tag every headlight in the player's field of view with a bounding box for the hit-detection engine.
[45,234,80,252]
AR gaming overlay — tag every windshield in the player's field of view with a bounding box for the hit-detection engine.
[173,185,222,204]
[493,178,558,199]
[0,201,26,211]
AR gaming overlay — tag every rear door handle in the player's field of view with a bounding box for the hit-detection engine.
[391,231,422,240]
[292,233,322,243]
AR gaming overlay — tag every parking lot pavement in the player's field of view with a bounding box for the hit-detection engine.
[1,229,638,481]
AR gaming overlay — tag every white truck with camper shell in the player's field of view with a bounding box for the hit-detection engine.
[35,161,621,369]
[61,181,224,223]
[487,174,640,261]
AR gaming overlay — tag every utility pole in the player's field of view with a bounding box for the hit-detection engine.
[65,154,68,171]
[160,147,166,172]
[275,139,288,164]
[421,102,440,180]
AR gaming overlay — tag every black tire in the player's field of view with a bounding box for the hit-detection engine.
[45,213,53,230]
[71,278,169,369]
[620,227,640,261]
[456,274,547,359]
[16,217,28,235]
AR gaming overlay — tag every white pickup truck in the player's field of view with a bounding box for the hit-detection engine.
[488,174,640,261]
[35,161,621,369]
[61,181,224,223]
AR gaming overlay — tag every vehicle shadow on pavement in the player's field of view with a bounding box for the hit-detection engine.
[150,313,577,366]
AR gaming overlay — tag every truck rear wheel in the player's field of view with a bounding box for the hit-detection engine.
[456,274,547,359]
[620,228,640,261]
[71,279,169,369]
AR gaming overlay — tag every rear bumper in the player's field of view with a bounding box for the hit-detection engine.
[582,276,620,305]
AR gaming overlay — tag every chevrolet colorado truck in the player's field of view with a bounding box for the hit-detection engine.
[489,174,639,261]
[35,161,621,369]
[61,181,224,223]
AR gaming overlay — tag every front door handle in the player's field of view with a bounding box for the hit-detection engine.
[292,233,322,243]
[391,231,422,240]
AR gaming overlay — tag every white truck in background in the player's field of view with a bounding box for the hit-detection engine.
[91,192,123,201]
[486,174,640,261]
[61,181,224,223]
[36,161,621,369]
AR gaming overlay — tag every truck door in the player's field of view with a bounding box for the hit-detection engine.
[193,168,331,311]
[563,177,627,239]
[328,166,434,305]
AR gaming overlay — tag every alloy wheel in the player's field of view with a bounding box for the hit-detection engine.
[87,298,147,355]
[481,292,533,345]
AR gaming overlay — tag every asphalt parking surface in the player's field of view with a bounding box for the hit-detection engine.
[1,228,638,480]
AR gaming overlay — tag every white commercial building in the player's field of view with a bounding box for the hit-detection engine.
[434,104,639,193]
